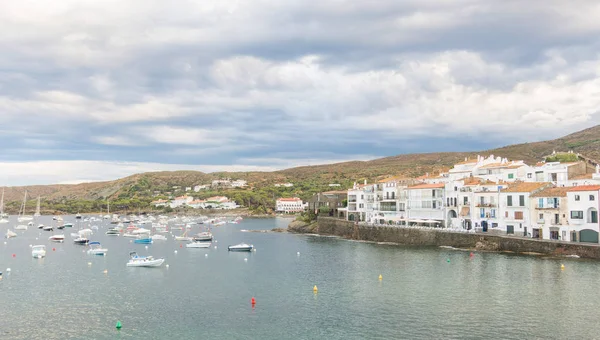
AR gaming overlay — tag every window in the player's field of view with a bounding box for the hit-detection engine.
[575,195,580,201]
[539,213,543,219]
[538,198,544,208]
[507,196,513,206]
[454,186,458,192]
[515,211,524,220]
[571,211,583,219]
[507,225,514,234]
[463,197,468,205]
[491,209,496,218]
[519,195,525,207]
[505,211,508,218]
[527,173,532,179]
[590,195,595,201]
[480,208,485,218]
[361,195,364,199]
[508,174,514,179]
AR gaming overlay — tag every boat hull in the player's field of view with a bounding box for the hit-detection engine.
[228,246,254,252]
[186,242,211,248]
[126,258,165,267]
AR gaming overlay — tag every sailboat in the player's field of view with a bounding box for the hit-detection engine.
[34,196,41,217]
[0,188,8,223]
[103,200,111,219]
[17,191,33,222]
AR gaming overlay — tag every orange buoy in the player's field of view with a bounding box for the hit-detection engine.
[180,244,183,248]
[251,297,256,305]
[52,248,56,251]
[12,254,15,258]
[469,252,474,257]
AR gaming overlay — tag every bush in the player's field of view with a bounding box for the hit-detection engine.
[545,153,579,163]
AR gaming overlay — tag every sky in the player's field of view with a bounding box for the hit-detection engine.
[1,0,599,185]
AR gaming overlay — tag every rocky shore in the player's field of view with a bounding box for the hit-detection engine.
[287,220,318,233]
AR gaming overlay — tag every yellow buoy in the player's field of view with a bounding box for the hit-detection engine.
[313,285,318,292]
[561,264,565,270]
[378,274,383,281]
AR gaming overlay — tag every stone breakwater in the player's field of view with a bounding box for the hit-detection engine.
[289,217,600,260]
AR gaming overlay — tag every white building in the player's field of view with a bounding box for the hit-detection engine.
[169,195,194,208]
[189,196,238,209]
[526,161,586,187]
[499,182,552,236]
[407,183,446,226]
[151,199,169,207]
[231,180,248,188]
[567,185,600,243]
[276,197,306,213]
[347,184,367,222]
[194,185,210,192]
[529,187,570,241]
[275,183,294,188]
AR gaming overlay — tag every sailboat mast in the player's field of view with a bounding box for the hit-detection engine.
[0,188,4,214]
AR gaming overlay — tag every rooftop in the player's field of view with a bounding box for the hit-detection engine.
[567,185,600,192]
[277,197,302,202]
[502,182,551,193]
[408,183,445,189]
[530,187,570,198]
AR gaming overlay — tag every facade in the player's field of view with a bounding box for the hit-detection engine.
[151,199,169,207]
[529,187,570,240]
[276,197,306,213]
[193,184,209,192]
[407,183,446,227]
[567,185,600,243]
[526,161,586,187]
[170,195,194,208]
[308,191,347,218]
[231,180,248,188]
[499,182,552,236]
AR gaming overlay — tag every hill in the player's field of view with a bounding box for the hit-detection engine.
[2,124,599,214]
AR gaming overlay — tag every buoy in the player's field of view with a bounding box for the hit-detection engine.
[3,241,6,245]
[447,258,450,263]
[378,274,382,281]
[313,285,318,292]
[29,244,32,248]
[52,248,56,251]
[7,268,11,272]
[166,264,169,269]
[297,252,300,256]
[103,269,108,274]
[145,245,148,250]
[244,258,248,262]
[561,264,565,270]
[88,262,92,266]
[12,254,15,258]
[205,254,208,257]
[469,252,474,257]
[116,321,122,329]
[180,244,182,248]
[214,246,217,249]
[174,250,178,254]
[251,297,256,305]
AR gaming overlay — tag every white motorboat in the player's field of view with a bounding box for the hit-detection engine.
[74,236,89,245]
[132,228,151,235]
[43,225,54,231]
[14,224,28,230]
[186,241,211,248]
[87,242,108,256]
[151,234,167,241]
[228,243,254,252]
[126,252,165,267]
[123,233,139,238]
[193,232,213,242]
[6,230,17,238]
[32,245,46,258]
[0,218,8,224]
[106,228,120,235]
[49,234,65,242]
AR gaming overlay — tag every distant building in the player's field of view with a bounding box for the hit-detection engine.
[170,195,193,208]
[151,199,169,207]
[231,180,248,188]
[275,183,294,188]
[188,196,238,210]
[567,185,600,243]
[307,191,347,218]
[211,179,232,188]
[193,185,210,192]
[185,187,192,192]
[328,184,341,187]
[276,197,306,213]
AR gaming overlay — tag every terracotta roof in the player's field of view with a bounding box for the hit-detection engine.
[530,187,569,198]
[478,161,525,170]
[463,177,498,186]
[567,185,600,192]
[501,182,551,193]
[408,183,445,189]
[277,197,302,202]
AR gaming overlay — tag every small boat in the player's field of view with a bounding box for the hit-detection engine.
[132,228,151,235]
[32,245,46,258]
[193,232,213,242]
[75,213,82,219]
[186,241,211,248]
[79,228,93,236]
[70,232,80,237]
[228,243,254,252]
[49,234,65,242]
[14,224,28,230]
[43,225,54,231]
[56,224,65,230]
[6,230,17,238]
[87,242,108,256]
[106,228,120,235]
[123,233,138,238]
[134,237,153,244]
[74,237,89,245]
[126,251,164,267]
[151,234,167,241]
[63,223,73,228]
[37,224,44,229]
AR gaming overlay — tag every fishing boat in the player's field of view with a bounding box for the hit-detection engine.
[32,245,46,258]
[17,191,33,222]
[186,241,211,248]
[49,234,65,242]
[126,251,164,267]
[5,230,17,238]
[193,231,213,242]
[134,237,153,244]
[43,225,53,231]
[87,242,108,256]
[73,236,89,245]
[228,243,254,252]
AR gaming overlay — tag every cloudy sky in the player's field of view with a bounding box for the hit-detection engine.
[1,0,599,185]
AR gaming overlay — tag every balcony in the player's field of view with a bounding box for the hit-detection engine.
[348,199,357,203]
[475,203,497,208]
[535,205,559,210]
[537,219,545,224]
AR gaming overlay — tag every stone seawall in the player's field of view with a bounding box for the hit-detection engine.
[314,217,600,259]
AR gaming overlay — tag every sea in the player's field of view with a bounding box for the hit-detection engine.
[1,215,599,339]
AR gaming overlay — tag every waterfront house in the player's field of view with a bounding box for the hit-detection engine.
[529,187,570,240]
[526,161,586,187]
[566,185,600,243]
[307,191,347,218]
[407,183,446,227]
[347,182,368,222]
[276,197,306,214]
[372,177,414,224]
[470,179,507,232]
[170,195,194,208]
[499,182,553,236]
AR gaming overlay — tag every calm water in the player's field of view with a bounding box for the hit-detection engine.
[1,216,599,339]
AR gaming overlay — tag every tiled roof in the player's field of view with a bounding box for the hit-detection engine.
[567,185,600,192]
[530,187,570,198]
[502,182,551,193]
[463,177,498,186]
[408,183,445,189]
[322,190,347,194]
[277,197,302,202]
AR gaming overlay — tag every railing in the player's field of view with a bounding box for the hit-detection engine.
[475,203,497,207]
[537,219,545,224]
[535,205,558,209]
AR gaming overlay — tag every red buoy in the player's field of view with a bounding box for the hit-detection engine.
[180,244,183,248]
[469,252,474,257]
[12,254,16,258]
[52,248,56,251]
[251,297,256,305]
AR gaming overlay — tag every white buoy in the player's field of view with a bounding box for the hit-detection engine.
[174,250,178,254]
[29,244,33,248]
[6,268,11,272]
[253,248,256,252]
[35,238,38,240]
[88,262,92,266]
[244,258,248,262]
[297,252,300,255]
[214,246,217,249]
[215,240,218,243]
[145,245,148,249]
[166,264,170,268]
[3,241,6,245]
[205,254,208,257]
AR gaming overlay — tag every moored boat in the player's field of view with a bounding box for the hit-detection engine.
[151,234,167,241]
[49,234,65,242]
[74,237,89,245]
[106,228,120,235]
[6,230,17,238]
[32,245,46,258]
[14,224,28,230]
[126,251,164,267]
[43,225,53,231]
[87,242,108,256]
[186,241,211,248]
[228,243,254,252]
[134,237,153,244]
[193,231,213,242]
